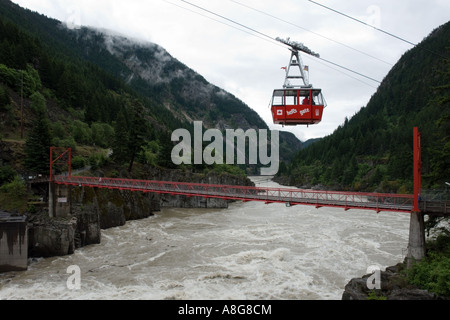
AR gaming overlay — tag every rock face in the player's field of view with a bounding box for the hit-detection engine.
[26,169,253,258]
[28,214,77,257]
[27,184,158,257]
[71,187,158,229]
[342,263,443,300]
[154,169,254,208]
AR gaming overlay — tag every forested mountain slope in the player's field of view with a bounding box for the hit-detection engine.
[0,0,301,178]
[276,21,450,193]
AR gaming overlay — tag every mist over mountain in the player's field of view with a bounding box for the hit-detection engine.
[0,0,302,174]
[72,26,302,158]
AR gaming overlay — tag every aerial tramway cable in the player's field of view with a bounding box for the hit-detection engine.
[228,0,393,66]
[308,0,417,46]
[177,0,382,84]
[308,0,450,61]
[163,0,378,89]
[179,0,276,44]
[162,0,286,48]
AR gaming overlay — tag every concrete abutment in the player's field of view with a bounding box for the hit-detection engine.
[48,182,72,218]
[0,213,28,272]
[406,211,426,268]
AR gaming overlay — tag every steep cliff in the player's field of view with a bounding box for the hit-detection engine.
[27,184,158,257]
[71,187,158,230]
[144,167,254,208]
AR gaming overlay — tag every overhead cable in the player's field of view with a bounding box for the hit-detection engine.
[178,0,381,83]
[229,0,393,66]
[308,0,416,46]
[308,0,450,61]
[179,0,276,43]
[161,0,284,48]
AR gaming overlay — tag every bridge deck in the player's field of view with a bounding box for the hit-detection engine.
[54,175,414,213]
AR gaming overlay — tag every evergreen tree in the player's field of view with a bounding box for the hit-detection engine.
[111,98,150,172]
[0,84,10,110]
[111,110,129,164]
[126,99,149,172]
[157,130,176,169]
[426,55,450,186]
[24,92,51,174]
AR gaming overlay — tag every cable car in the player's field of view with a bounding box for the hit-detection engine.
[271,88,325,126]
[271,38,326,126]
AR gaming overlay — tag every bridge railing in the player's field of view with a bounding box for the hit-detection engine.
[54,175,414,213]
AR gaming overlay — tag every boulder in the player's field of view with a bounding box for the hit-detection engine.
[388,288,439,300]
[342,263,445,300]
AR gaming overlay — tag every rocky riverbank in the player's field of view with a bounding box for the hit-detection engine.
[342,262,446,300]
[27,187,154,257]
[25,168,254,258]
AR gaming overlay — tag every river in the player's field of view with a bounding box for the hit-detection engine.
[0,177,410,300]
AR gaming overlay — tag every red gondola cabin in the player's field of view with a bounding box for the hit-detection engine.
[271,88,325,126]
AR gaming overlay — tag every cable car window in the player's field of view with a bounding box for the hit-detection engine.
[272,96,284,106]
[297,90,308,105]
[285,90,299,105]
[312,91,324,105]
[272,90,284,106]
[285,95,296,105]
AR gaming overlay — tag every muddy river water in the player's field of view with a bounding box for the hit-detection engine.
[0,177,410,300]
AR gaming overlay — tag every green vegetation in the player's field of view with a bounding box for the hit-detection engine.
[0,176,29,212]
[367,290,387,300]
[406,233,450,297]
[0,165,15,185]
[206,164,247,178]
[23,91,51,174]
[0,9,176,176]
[0,0,261,207]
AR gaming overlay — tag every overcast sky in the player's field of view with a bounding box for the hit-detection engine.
[11,0,450,141]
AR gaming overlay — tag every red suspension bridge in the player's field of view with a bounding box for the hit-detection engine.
[41,127,449,266]
[47,127,449,216]
[53,175,414,213]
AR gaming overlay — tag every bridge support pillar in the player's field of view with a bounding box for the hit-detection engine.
[406,211,426,268]
[49,182,72,218]
[406,127,425,268]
